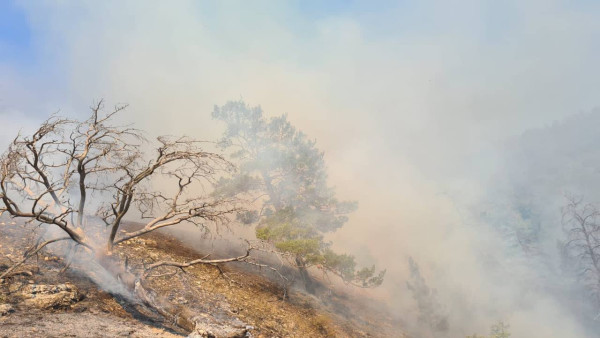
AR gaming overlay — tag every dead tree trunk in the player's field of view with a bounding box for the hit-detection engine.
[562,197,600,303]
[95,252,198,332]
[95,246,255,333]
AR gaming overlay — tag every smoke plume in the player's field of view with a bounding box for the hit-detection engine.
[2,1,600,336]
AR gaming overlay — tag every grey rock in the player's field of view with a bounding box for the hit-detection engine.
[20,283,83,309]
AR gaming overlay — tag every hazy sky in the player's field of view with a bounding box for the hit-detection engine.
[2,1,600,336]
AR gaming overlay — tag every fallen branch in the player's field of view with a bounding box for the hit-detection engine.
[0,236,70,281]
[143,248,253,279]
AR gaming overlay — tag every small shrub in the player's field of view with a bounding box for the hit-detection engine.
[311,314,335,335]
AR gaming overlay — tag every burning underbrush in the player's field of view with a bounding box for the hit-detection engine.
[0,219,404,337]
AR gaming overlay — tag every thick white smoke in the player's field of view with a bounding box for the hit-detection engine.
[2,1,600,336]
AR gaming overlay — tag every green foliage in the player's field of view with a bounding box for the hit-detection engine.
[466,320,511,338]
[276,239,321,258]
[212,100,384,288]
[490,321,511,338]
[356,265,385,287]
[323,250,356,280]
[212,175,263,198]
[256,208,321,241]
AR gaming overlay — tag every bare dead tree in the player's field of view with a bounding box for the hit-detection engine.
[0,100,269,334]
[562,196,600,306]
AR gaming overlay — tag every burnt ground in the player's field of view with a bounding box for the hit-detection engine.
[0,219,406,337]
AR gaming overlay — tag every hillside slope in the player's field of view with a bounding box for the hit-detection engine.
[0,220,404,337]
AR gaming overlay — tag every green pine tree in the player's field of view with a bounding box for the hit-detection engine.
[212,100,385,293]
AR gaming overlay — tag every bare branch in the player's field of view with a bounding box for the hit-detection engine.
[0,236,70,281]
[143,248,253,279]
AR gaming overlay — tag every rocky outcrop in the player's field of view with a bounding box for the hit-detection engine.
[188,318,253,338]
[20,283,83,309]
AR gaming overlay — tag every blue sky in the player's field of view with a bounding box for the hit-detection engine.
[0,0,32,64]
[0,0,531,69]
[4,0,595,80]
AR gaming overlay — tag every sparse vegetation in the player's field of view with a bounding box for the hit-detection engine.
[310,313,336,335]
[466,320,511,338]
[489,321,511,338]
